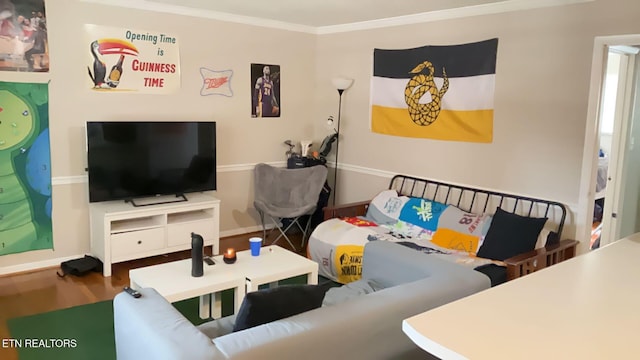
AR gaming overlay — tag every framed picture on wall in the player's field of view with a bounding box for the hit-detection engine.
[251,63,280,118]
[0,0,49,72]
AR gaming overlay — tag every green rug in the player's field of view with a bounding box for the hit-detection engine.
[6,295,225,360]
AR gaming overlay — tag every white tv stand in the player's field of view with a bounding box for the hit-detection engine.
[89,193,220,277]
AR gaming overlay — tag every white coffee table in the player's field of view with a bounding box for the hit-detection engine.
[129,245,319,319]
[129,257,246,319]
[228,245,319,292]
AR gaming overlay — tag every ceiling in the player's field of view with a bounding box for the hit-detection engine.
[84,0,591,32]
[135,0,508,27]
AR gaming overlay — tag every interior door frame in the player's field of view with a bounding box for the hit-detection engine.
[600,50,637,245]
[577,34,640,251]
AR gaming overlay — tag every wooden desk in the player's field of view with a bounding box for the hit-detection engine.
[403,233,640,360]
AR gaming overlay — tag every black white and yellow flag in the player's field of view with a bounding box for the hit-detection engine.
[371,38,498,143]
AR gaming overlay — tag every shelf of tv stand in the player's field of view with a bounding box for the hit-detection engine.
[89,193,220,277]
[167,209,215,224]
[111,216,165,233]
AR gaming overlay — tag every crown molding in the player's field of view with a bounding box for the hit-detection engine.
[81,0,593,35]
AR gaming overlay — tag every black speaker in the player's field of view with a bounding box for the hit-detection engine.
[191,232,204,277]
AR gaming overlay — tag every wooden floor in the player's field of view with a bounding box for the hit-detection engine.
[0,231,306,360]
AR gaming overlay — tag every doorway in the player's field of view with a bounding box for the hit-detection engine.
[578,35,640,251]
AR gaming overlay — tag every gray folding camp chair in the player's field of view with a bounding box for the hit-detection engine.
[253,163,328,251]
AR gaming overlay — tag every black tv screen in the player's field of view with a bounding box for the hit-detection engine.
[86,121,216,203]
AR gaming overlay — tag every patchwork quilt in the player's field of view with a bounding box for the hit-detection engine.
[308,190,506,284]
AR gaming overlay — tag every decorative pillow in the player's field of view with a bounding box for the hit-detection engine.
[365,190,409,225]
[398,197,448,231]
[232,284,330,332]
[476,208,547,261]
[430,206,492,254]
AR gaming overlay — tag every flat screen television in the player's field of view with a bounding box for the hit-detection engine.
[86,121,216,203]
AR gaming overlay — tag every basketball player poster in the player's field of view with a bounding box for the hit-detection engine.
[251,63,280,118]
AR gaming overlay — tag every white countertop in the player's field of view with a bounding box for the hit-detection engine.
[402,233,640,360]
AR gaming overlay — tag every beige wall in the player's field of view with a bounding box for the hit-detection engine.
[314,0,640,246]
[1,0,317,270]
[3,0,640,271]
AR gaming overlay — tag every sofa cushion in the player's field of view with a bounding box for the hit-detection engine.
[233,284,330,332]
[197,315,237,339]
[476,208,547,261]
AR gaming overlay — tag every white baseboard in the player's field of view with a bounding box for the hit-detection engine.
[220,225,268,238]
[0,254,84,276]
[220,223,284,239]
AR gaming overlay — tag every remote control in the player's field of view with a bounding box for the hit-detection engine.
[123,286,141,298]
[204,257,215,266]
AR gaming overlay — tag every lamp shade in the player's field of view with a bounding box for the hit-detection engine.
[332,77,354,91]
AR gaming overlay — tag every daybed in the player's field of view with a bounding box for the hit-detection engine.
[113,240,489,360]
[309,175,579,286]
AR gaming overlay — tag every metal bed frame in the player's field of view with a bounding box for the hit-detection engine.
[323,174,577,282]
[388,175,566,245]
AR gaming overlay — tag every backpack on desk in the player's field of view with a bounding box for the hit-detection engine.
[56,255,103,277]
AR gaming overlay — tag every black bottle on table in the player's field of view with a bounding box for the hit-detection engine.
[191,232,204,277]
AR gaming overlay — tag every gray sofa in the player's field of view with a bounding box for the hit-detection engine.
[113,240,490,360]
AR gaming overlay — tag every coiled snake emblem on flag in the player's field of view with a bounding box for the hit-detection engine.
[404,61,449,126]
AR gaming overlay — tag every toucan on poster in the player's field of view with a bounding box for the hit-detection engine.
[0,81,53,256]
[84,24,180,94]
[0,0,49,72]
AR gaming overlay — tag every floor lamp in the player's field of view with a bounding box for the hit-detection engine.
[330,77,354,207]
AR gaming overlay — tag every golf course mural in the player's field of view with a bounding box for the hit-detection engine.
[0,81,52,256]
